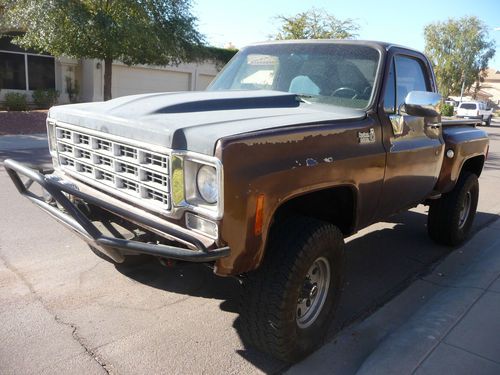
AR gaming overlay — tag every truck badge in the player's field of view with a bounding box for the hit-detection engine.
[358,128,376,144]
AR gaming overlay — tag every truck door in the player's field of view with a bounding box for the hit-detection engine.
[377,50,445,218]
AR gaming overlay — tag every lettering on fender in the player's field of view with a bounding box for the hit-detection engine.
[358,128,376,144]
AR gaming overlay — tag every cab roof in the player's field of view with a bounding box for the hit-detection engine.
[245,39,423,55]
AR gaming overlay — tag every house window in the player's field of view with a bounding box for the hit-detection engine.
[0,52,27,90]
[0,35,55,91]
[27,55,55,90]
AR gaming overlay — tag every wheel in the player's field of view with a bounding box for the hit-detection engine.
[238,217,345,362]
[428,171,479,246]
[486,116,492,126]
[88,245,151,266]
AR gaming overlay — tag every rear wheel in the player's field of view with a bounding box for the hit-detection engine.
[428,171,479,246]
[238,217,344,362]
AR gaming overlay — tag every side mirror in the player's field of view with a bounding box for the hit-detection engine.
[403,91,442,117]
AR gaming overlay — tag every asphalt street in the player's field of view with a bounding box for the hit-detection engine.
[1,121,500,374]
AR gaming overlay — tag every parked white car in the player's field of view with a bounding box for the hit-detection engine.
[456,101,493,126]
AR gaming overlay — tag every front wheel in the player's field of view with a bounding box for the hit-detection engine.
[428,171,479,246]
[238,217,344,362]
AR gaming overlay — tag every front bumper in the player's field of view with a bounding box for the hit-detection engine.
[4,159,230,263]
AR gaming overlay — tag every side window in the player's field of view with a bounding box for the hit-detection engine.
[383,60,396,113]
[394,55,430,110]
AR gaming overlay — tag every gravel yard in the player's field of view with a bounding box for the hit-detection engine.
[0,110,48,135]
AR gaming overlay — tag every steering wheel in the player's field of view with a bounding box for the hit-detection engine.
[331,87,359,99]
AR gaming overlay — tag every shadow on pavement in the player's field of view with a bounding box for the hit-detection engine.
[484,151,500,172]
[115,209,498,372]
[3,144,499,372]
[0,148,52,169]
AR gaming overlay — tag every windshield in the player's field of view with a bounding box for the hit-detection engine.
[208,43,380,110]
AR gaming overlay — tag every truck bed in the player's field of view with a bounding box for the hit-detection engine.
[441,118,482,127]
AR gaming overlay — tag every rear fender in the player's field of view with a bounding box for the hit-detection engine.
[435,126,488,193]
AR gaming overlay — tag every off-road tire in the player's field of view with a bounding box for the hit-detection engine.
[428,171,479,246]
[238,217,344,362]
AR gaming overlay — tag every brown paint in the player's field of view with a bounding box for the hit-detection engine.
[435,126,489,193]
[211,46,489,277]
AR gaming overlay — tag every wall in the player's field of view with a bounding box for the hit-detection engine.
[79,60,219,103]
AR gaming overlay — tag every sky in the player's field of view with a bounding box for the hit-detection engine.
[192,0,500,70]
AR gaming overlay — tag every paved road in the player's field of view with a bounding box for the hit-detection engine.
[1,121,500,374]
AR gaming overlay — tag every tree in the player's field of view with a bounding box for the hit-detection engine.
[272,8,359,40]
[0,0,205,101]
[424,16,495,99]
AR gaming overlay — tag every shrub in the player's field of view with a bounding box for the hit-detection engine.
[4,92,28,111]
[441,103,454,117]
[32,89,59,109]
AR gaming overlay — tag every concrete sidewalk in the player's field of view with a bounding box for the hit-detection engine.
[288,218,500,375]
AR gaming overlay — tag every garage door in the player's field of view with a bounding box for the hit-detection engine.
[196,74,215,90]
[112,65,191,98]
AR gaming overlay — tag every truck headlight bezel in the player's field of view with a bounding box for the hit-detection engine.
[171,151,223,221]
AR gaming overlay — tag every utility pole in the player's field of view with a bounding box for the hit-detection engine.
[459,71,466,104]
[460,79,465,103]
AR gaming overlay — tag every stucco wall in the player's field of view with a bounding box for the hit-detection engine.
[78,59,219,103]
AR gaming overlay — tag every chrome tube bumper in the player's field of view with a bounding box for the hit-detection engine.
[4,159,230,263]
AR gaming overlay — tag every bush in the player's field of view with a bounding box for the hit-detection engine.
[441,103,454,117]
[4,92,28,111]
[32,89,59,109]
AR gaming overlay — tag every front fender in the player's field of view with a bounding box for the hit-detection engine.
[213,119,385,276]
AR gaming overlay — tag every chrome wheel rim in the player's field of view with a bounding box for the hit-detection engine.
[458,191,472,229]
[296,257,331,329]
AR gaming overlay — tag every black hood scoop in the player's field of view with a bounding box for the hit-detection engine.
[153,91,300,114]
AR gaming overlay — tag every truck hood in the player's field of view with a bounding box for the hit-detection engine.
[49,90,365,155]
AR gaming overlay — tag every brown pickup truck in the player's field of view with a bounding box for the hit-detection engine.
[5,40,489,362]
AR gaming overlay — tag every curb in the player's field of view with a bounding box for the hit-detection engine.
[356,223,500,374]
[287,219,500,375]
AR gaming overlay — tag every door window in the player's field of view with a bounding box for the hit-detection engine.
[394,55,430,110]
[383,60,396,113]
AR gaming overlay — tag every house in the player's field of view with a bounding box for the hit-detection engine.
[449,68,500,109]
[0,35,221,105]
[480,68,500,107]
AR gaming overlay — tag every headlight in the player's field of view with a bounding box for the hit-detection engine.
[196,165,218,204]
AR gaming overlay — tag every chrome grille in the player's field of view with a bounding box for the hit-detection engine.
[118,145,137,159]
[96,139,112,152]
[55,125,171,211]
